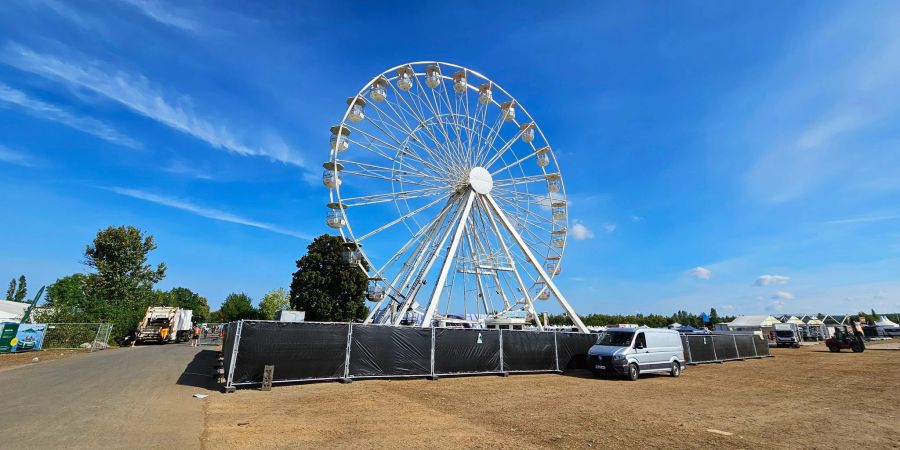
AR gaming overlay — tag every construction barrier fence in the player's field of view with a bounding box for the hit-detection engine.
[43,323,113,351]
[222,322,770,389]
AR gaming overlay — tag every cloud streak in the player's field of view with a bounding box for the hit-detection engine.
[0,145,36,167]
[688,266,712,280]
[755,274,790,286]
[105,186,312,239]
[122,0,201,32]
[0,82,141,149]
[824,215,900,225]
[570,223,594,240]
[2,44,303,166]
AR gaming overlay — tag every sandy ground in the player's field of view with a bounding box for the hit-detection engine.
[205,342,900,449]
[0,348,90,371]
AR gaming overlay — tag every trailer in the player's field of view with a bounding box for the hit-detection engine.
[136,307,193,343]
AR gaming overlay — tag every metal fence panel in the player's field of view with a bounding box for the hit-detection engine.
[734,335,756,358]
[43,323,112,351]
[232,321,350,384]
[713,335,739,360]
[684,335,717,363]
[501,329,557,372]
[754,334,770,356]
[434,328,501,375]
[556,332,597,370]
[348,325,431,378]
[200,323,225,346]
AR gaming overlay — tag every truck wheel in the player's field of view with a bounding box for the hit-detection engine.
[792,343,800,348]
[670,361,681,377]
[851,344,863,353]
[627,363,639,381]
[828,346,840,353]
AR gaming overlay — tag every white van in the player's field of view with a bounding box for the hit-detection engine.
[588,328,686,381]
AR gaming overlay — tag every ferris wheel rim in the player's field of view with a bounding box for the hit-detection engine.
[326,61,570,316]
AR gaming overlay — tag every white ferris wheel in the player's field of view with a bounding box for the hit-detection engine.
[323,61,588,333]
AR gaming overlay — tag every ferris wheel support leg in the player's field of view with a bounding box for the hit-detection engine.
[478,195,543,331]
[483,194,589,334]
[420,190,476,327]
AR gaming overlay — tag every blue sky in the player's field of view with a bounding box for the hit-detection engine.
[1,1,898,315]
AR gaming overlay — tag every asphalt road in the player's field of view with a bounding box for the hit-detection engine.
[0,344,217,449]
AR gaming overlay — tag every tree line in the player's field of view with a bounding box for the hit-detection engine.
[548,308,736,328]
[5,275,28,302]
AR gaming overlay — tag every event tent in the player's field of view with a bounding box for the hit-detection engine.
[0,300,30,323]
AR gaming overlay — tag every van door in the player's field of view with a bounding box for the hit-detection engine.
[632,332,652,368]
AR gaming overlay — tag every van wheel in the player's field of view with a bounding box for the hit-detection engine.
[627,363,639,381]
[670,361,681,377]
[828,346,840,353]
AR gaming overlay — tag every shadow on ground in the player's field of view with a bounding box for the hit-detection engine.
[177,349,219,390]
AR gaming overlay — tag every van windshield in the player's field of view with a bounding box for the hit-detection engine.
[775,330,795,337]
[596,331,634,346]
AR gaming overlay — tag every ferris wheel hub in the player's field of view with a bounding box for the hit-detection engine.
[468,167,493,195]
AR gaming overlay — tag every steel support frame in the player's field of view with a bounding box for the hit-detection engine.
[483,194,588,333]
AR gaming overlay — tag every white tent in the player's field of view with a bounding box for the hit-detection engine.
[0,300,30,323]
[785,316,804,325]
[875,316,900,337]
[875,316,899,327]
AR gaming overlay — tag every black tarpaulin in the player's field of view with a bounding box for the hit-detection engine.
[556,332,597,370]
[501,330,557,372]
[734,335,757,358]
[222,322,237,384]
[232,321,349,384]
[434,328,501,374]
[754,334,770,356]
[684,335,716,363]
[713,335,739,360]
[348,325,431,377]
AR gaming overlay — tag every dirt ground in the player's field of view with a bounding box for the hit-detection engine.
[0,348,90,371]
[205,342,900,449]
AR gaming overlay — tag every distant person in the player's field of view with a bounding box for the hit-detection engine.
[129,327,140,348]
[191,325,201,347]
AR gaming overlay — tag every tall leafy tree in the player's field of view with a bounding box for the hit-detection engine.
[14,275,27,302]
[162,287,211,322]
[83,226,167,340]
[290,234,368,322]
[36,274,92,323]
[709,308,720,324]
[5,278,15,301]
[218,292,257,321]
[258,288,290,320]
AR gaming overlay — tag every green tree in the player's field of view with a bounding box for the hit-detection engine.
[258,288,290,320]
[218,292,257,321]
[5,278,15,301]
[13,275,27,302]
[290,234,368,322]
[83,226,167,341]
[709,308,720,324]
[165,287,211,322]
[36,273,93,323]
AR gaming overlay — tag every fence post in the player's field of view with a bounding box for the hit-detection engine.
[91,323,102,353]
[732,334,741,360]
[499,329,505,374]
[225,320,244,391]
[751,334,759,358]
[553,331,560,372]
[342,323,353,382]
[430,326,436,379]
[711,335,719,362]
[683,335,693,364]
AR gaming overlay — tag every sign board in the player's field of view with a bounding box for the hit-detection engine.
[0,323,47,353]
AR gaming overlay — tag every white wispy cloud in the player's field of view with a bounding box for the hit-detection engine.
[688,266,712,280]
[105,186,312,239]
[772,290,795,300]
[122,0,200,32]
[0,82,140,149]
[570,223,594,240]
[755,274,791,286]
[2,44,303,166]
[163,160,215,180]
[824,215,900,225]
[602,223,617,234]
[0,145,36,167]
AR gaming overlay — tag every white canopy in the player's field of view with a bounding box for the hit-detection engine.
[875,316,899,327]
[0,300,29,323]
[728,315,781,327]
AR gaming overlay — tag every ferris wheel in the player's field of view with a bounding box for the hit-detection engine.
[323,61,588,333]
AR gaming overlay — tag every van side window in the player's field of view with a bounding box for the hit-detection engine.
[635,332,646,348]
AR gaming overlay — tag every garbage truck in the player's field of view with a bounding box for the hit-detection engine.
[136,307,193,343]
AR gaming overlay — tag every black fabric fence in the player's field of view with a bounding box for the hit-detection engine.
[222,322,772,388]
[224,321,596,388]
[681,333,770,364]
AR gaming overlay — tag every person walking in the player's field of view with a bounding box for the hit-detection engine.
[129,327,140,348]
[191,325,201,347]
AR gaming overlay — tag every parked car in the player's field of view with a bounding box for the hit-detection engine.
[588,328,685,381]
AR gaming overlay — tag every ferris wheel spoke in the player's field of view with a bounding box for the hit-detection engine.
[489,145,546,176]
[493,174,548,188]
[375,88,456,175]
[341,186,448,207]
[345,122,450,180]
[362,100,448,175]
[356,192,452,242]
[480,125,528,169]
[341,158,444,183]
